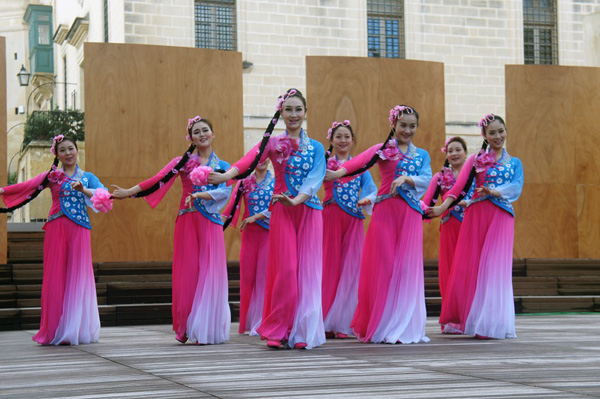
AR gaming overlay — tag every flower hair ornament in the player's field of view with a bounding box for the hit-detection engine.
[441,136,456,153]
[276,89,298,111]
[327,120,351,140]
[186,115,203,140]
[388,105,414,127]
[478,114,495,136]
[50,134,65,155]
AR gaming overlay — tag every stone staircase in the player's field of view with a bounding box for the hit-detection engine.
[1,231,599,331]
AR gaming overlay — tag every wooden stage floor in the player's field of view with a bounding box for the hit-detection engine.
[1,314,599,399]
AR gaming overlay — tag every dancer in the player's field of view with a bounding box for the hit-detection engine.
[210,89,326,349]
[427,114,523,339]
[422,136,471,332]
[321,120,377,339]
[0,135,112,345]
[111,116,231,344]
[326,105,431,344]
[222,159,274,336]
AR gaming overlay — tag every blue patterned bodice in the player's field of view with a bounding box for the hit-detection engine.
[283,131,322,210]
[394,142,428,214]
[469,150,519,216]
[192,152,229,225]
[55,167,103,230]
[247,171,274,230]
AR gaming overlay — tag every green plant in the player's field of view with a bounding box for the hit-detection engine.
[22,108,85,150]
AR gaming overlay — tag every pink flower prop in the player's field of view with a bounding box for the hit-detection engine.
[189,165,213,186]
[187,115,202,130]
[50,134,65,155]
[183,156,201,174]
[326,157,341,171]
[242,175,258,193]
[474,149,496,173]
[48,169,69,184]
[376,140,402,161]
[274,136,299,164]
[440,167,456,190]
[478,114,495,136]
[276,89,298,111]
[91,188,113,213]
[327,120,351,140]
[388,105,414,127]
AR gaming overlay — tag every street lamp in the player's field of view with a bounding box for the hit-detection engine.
[17,65,31,87]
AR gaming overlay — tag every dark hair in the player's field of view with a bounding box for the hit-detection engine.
[446,136,467,153]
[325,123,355,161]
[345,105,417,177]
[230,88,300,181]
[480,114,505,136]
[55,136,79,152]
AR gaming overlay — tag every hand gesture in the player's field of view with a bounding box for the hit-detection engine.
[389,176,407,195]
[272,193,296,207]
[71,181,84,192]
[240,215,256,231]
[357,198,371,207]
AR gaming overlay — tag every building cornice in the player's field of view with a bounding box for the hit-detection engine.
[66,17,89,48]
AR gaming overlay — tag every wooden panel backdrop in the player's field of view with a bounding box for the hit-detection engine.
[85,43,243,262]
[0,37,7,263]
[506,65,600,258]
[306,56,446,259]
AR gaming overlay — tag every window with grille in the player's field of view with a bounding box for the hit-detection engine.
[367,0,405,58]
[194,0,237,51]
[523,0,558,65]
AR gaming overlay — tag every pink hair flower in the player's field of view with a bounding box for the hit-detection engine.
[327,120,351,140]
[388,105,414,127]
[474,149,496,172]
[326,157,341,171]
[276,89,298,111]
[441,136,456,153]
[91,188,113,213]
[478,114,495,136]
[50,134,65,155]
[439,167,456,190]
[187,115,202,130]
[189,165,213,187]
[274,136,299,164]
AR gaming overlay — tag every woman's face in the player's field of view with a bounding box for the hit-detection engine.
[56,140,78,167]
[331,126,353,154]
[191,121,214,149]
[394,114,418,146]
[446,141,467,169]
[256,159,270,172]
[484,120,506,151]
[281,96,306,131]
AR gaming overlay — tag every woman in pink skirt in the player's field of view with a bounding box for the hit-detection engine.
[428,114,524,339]
[422,136,471,333]
[210,89,326,349]
[112,116,231,344]
[322,120,377,339]
[1,135,112,345]
[222,160,274,336]
[326,105,431,344]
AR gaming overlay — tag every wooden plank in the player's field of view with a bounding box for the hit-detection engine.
[0,37,6,264]
[84,43,243,262]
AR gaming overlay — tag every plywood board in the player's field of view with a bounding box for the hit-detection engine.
[306,56,446,258]
[0,37,7,263]
[85,43,243,262]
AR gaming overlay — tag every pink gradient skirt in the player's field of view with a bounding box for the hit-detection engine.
[351,197,429,344]
[239,223,269,335]
[322,203,364,335]
[33,217,100,345]
[439,200,516,339]
[173,211,230,344]
[439,216,461,301]
[257,202,325,349]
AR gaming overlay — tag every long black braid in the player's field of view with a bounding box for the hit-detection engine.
[234,110,281,180]
[0,157,59,213]
[222,181,245,230]
[344,127,395,177]
[133,143,196,198]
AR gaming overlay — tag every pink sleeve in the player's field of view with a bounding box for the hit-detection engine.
[139,158,181,209]
[445,154,476,200]
[338,144,380,184]
[1,172,48,208]
[232,140,270,175]
[222,181,243,228]
[423,172,441,206]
